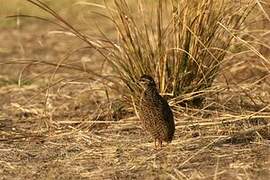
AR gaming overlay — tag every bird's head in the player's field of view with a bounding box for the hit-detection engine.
[139,75,156,89]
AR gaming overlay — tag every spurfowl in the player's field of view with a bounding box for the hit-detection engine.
[138,75,175,148]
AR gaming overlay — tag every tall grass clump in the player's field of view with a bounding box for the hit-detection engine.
[100,0,255,108]
[11,0,255,109]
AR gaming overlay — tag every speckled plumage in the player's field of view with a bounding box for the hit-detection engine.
[139,75,175,148]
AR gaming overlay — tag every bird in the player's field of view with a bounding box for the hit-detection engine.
[138,75,175,148]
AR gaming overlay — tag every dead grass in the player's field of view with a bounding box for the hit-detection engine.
[0,0,270,179]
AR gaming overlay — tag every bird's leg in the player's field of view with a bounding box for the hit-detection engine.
[159,140,163,148]
[154,139,163,149]
[155,139,162,149]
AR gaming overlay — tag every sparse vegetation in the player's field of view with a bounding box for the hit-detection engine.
[0,0,269,179]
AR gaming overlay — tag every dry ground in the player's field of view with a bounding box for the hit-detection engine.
[1,4,270,180]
